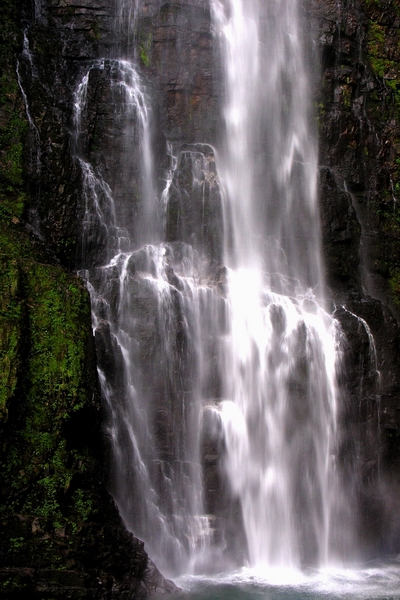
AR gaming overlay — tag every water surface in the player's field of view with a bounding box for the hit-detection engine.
[173,560,400,600]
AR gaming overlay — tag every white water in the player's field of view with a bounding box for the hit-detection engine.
[73,0,358,578]
[211,0,321,283]
[175,559,400,600]
[211,0,350,569]
[83,243,216,574]
[16,33,41,174]
[74,59,219,574]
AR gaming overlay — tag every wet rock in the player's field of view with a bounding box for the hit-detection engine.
[166,144,223,263]
[269,303,287,335]
[136,3,221,143]
[127,248,159,277]
[319,167,361,292]
[142,559,179,594]
[0,509,150,599]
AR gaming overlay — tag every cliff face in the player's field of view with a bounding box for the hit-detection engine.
[0,1,171,597]
[1,0,400,595]
[309,0,400,554]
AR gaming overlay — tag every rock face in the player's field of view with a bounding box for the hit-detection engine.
[0,227,159,597]
[307,0,400,554]
[0,0,175,597]
[2,0,400,594]
[311,0,400,307]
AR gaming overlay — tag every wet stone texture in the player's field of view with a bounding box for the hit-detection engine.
[307,0,400,555]
[135,2,221,143]
[166,144,223,263]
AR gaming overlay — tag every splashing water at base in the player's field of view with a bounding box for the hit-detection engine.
[218,273,345,568]
[173,558,400,600]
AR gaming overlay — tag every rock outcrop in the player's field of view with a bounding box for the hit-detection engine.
[0,0,175,597]
[308,0,400,554]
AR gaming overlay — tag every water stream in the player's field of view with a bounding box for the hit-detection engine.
[210,0,347,569]
[74,58,218,574]
[73,0,377,582]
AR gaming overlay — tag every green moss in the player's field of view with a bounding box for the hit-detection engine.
[0,222,98,531]
[367,20,400,86]
[364,11,400,270]
[26,263,89,404]
[342,84,352,109]
[0,258,23,422]
[139,32,153,68]
[90,21,101,42]
[389,269,400,306]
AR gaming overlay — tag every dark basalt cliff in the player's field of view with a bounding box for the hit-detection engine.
[309,0,400,555]
[0,0,175,597]
[1,0,400,596]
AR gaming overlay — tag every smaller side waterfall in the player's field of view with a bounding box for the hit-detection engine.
[84,243,218,573]
[73,60,161,264]
[16,33,41,175]
[73,61,226,574]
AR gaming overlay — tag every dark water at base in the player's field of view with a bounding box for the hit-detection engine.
[171,559,400,600]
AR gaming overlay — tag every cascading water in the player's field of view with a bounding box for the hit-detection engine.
[210,0,351,569]
[16,34,41,175]
[74,58,220,575]
[73,0,355,578]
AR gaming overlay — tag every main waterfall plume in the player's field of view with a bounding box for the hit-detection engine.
[211,0,349,568]
[72,0,354,576]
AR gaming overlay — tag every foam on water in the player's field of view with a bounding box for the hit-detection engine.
[176,559,400,599]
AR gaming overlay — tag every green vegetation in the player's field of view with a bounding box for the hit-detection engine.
[362,4,400,306]
[90,21,101,42]
[367,20,400,97]
[0,3,103,586]
[389,269,400,307]
[342,84,352,110]
[0,0,99,532]
[139,32,153,67]
[0,225,98,531]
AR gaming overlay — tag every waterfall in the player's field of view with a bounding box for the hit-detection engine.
[74,59,218,575]
[17,33,41,175]
[73,0,355,577]
[211,0,349,568]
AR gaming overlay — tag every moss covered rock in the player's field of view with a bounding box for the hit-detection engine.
[311,0,400,309]
[0,2,156,595]
[0,224,155,598]
[0,234,98,525]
